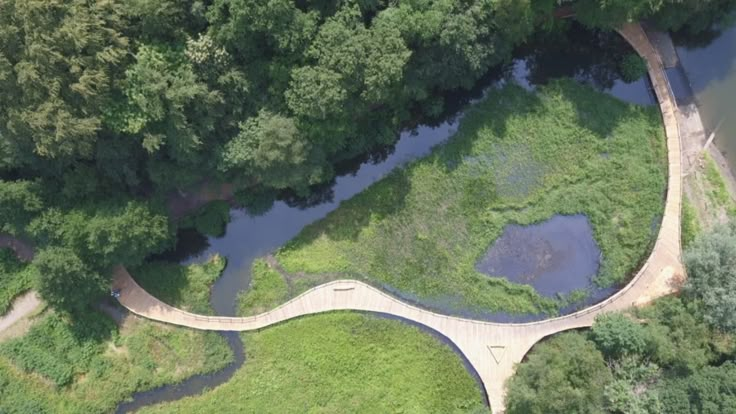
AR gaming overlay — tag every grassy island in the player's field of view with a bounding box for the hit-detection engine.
[248,80,667,317]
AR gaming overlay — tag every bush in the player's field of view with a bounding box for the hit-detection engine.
[0,249,37,314]
[681,198,700,249]
[238,259,289,316]
[684,222,736,333]
[591,313,648,359]
[234,187,276,217]
[619,54,648,83]
[0,312,115,386]
[188,200,231,237]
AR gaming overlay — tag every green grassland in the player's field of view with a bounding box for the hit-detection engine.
[238,259,289,316]
[703,153,736,217]
[0,258,232,414]
[138,312,489,414]
[266,80,667,316]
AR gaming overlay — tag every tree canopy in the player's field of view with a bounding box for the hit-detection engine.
[506,332,612,414]
[33,247,107,313]
[506,297,736,414]
[684,221,736,333]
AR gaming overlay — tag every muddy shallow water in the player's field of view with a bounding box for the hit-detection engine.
[476,215,602,297]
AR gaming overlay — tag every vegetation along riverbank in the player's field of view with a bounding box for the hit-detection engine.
[0,259,232,413]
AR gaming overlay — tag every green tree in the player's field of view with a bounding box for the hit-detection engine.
[110,45,222,162]
[634,297,716,373]
[285,66,347,120]
[659,362,736,413]
[0,0,129,162]
[573,0,652,29]
[603,357,662,414]
[591,313,648,359]
[28,201,171,269]
[219,110,325,191]
[0,180,45,236]
[207,0,318,57]
[683,222,736,333]
[506,332,612,414]
[33,247,107,313]
[185,200,231,237]
[123,0,206,42]
[619,54,648,83]
[572,0,736,32]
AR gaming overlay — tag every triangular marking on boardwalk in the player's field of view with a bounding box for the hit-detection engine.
[487,345,506,364]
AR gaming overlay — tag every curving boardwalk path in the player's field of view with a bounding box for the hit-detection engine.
[113,23,683,413]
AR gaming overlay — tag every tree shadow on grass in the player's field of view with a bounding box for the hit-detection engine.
[439,83,544,175]
[67,307,117,345]
[550,79,646,139]
[131,262,190,312]
[281,170,413,246]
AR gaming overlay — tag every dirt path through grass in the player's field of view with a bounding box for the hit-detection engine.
[0,292,41,335]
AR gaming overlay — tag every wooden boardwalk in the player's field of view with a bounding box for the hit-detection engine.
[113,23,683,413]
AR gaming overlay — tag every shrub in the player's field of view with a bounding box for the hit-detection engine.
[591,313,648,359]
[619,54,648,83]
[683,221,736,333]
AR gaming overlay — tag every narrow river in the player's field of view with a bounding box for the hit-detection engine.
[117,23,656,412]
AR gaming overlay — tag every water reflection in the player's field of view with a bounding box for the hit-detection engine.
[510,22,656,106]
[675,24,736,169]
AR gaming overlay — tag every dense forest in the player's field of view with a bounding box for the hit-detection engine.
[1,0,736,312]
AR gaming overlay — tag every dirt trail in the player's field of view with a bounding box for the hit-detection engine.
[0,292,41,336]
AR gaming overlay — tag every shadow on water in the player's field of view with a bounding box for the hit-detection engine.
[510,21,657,106]
[119,22,655,412]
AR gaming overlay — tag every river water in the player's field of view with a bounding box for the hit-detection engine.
[675,24,736,170]
[118,23,656,412]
